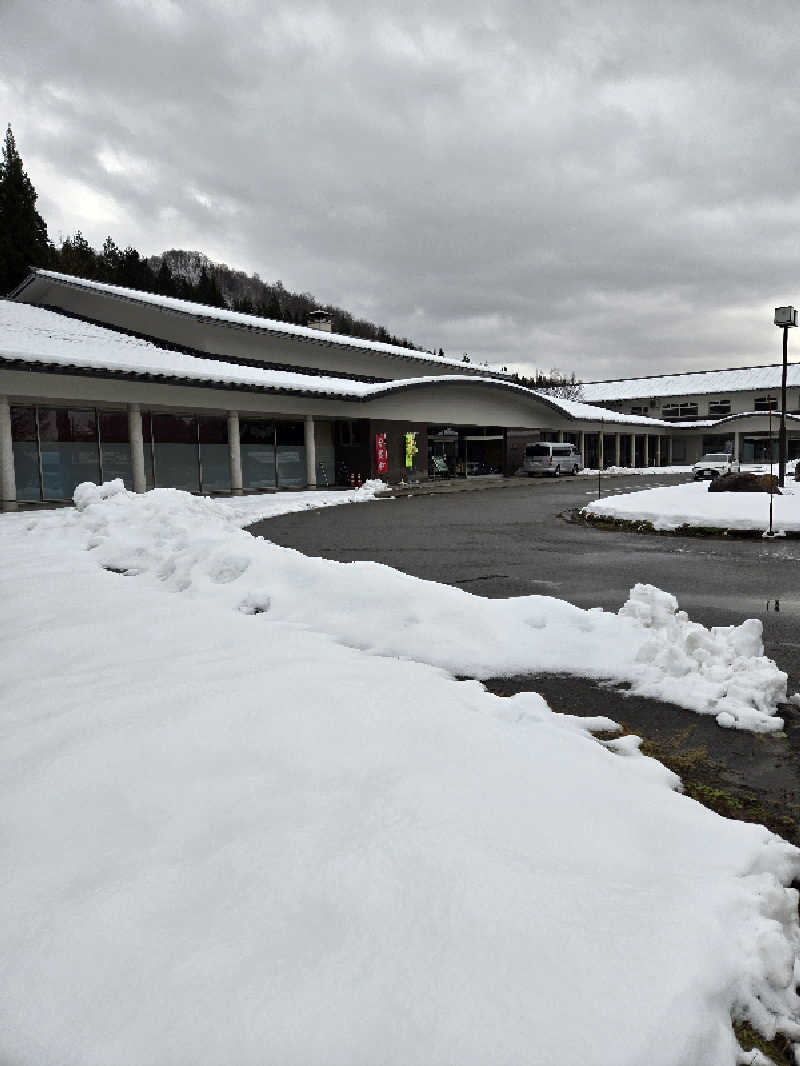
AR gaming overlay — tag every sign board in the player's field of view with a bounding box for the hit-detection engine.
[404,432,418,469]
[375,433,388,475]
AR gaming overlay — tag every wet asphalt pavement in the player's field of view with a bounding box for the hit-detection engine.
[248,473,800,841]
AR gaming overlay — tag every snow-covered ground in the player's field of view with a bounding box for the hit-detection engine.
[580,464,692,476]
[584,478,800,533]
[2,483,799,1066]
[580,463,797,478]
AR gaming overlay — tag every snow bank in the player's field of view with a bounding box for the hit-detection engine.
[584,479,800,533]
[67,484,790,732]
[580,464,691,476]
[619,585,788,731]
[1,486,799,1066]
[1,494,800,1066]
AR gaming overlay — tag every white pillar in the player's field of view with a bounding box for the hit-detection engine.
[128,403,146,494]
[614,434,621,466]
[227,411,243,494]
[643,435,649,467]
[630,433,636,468]
[597,431,604,470]
[304,415,317,488]
[556,429,564,443]
[0,396,17,509]
[734,431,741,463]
[656,435,662,466]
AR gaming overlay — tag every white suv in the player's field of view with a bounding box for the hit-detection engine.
[692,453,740,480]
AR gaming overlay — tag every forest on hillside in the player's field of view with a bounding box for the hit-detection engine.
[1,123,581,392]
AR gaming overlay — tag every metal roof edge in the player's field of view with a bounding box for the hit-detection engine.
[22,270,510,379]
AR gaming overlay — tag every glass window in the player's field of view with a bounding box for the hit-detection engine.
[198,416,230,492]
[11,406,36,440]
[754,396,777,411]
[662,402,697,418]
[276,421,304,446]
[276,422,306,487]
[708,400,731,417]
[38,407,100,500]
[99,411,132,489]
[152,414,200,492]
[11,406,40,501]
[240,420,276,489]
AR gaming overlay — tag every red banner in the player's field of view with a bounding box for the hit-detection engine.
[375,432,388,475]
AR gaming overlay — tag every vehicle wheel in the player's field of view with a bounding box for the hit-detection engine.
[553,465,561,478]
[572,465,579,475]
[527,472,536,478]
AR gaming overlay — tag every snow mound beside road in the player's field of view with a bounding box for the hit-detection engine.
[71,483,790,732]
[620,584,787,731]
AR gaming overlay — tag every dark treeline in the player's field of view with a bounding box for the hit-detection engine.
[41,236,423,351]
[2,122,580,387]
[513,369,583,399]
[0,123,419,350]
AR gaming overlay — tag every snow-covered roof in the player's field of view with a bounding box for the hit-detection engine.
[0,301,706,428]
[538,393,675,427]
[580,363,800,402]
[14,269,510,378]
[0,300,378,398]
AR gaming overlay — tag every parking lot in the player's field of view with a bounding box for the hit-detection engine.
[250,472,800,841]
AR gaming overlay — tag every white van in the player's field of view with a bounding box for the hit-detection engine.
[523,441,583,478]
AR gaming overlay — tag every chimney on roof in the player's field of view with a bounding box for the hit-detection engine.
[307,309,333,333]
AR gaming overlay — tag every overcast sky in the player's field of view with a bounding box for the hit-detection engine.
[3,0,800,381]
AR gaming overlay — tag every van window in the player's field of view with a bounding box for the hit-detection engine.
[525,444,550,457]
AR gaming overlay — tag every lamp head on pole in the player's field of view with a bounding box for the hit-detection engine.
[774,306,797,327]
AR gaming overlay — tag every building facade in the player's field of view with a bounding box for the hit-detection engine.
[581,366,800,462]
[1,270,794,509]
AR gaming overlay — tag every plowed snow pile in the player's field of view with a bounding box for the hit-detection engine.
[1,482,798,1066]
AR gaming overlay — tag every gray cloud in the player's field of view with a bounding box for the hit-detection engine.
[3,0,800,380]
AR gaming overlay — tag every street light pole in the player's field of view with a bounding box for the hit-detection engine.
[597,418,603,499]
[780,325,789,486]
[773,306,796,487]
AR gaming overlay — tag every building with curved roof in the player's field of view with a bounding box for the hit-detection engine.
[1,271,797,507]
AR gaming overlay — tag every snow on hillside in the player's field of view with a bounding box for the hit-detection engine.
[1,485,798,1066]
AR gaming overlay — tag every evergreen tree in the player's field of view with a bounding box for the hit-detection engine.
[59,231,98,279]
[0,125,50,294]
[99,236,122,282]
[155,258,176,297]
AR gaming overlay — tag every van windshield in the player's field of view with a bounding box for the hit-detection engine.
[525,445,550,457]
